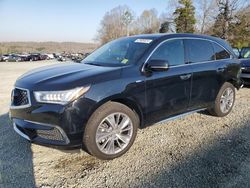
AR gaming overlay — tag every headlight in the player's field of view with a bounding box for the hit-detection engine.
[34,86,90,104]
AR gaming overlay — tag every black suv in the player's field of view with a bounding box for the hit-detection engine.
[9,34,242,159]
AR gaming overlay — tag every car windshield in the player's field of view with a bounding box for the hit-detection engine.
[82,37,153,66]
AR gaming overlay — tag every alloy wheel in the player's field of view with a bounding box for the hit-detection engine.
[220,87,234,113]
[95,113,133,155]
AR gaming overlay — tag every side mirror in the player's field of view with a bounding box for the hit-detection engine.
[146,59,169,71]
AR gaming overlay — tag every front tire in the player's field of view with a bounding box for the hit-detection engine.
[208,82,235,117]
[83,102,139,160]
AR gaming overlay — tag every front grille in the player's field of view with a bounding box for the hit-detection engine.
[36,128,65,142]
[11,88,30,107]
[242,67,250,73]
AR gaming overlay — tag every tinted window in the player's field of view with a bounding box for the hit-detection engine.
[150,39,184,66]
[212,43,230,60]
[185,39,214,63]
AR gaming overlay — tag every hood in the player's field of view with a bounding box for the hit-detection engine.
[15,63,121,90]
[240,58,250,67]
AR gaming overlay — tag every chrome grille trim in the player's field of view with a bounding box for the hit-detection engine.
[13,123,31,141]
[10,87,31,109]
[25,120,70,144]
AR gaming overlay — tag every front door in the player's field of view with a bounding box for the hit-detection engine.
[144,39,192,125]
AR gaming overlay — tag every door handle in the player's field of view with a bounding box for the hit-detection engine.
[180,74,191,80]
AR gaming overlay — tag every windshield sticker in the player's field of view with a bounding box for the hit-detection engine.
[121,59,129,64]
[134,39,152,44]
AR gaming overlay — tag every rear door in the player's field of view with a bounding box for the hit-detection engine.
[184,39,229,109]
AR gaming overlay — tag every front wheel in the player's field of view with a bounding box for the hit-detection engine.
[83,102,139,160]
[208,82,235,117]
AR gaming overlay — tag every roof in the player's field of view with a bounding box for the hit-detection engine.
[128,33,235,56]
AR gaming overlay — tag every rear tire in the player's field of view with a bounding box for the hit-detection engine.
[208,82,235,117]
[83,102,139,160]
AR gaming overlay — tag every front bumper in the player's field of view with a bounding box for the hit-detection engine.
[12,118,70,145]
[9,89,96,149]
[10,117,84,149]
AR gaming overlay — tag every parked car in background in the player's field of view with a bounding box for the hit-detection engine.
[18,54,31,61]
[39,54,49,61]
[57,55,66,62]
[29,53,41,61]
[233,47,240,57]
[6,54,22,62]
[46,54,55,59]
[9,34,242,160]
[239,47,250,85]
[2,54,10,62]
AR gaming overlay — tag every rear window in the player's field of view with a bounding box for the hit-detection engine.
[185,39,214,63]
[212,43,231,60]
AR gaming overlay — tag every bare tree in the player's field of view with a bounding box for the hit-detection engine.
[96,6,134,44]
[195,0,217,33]
[132,9,160,34]
[122,11,134,36]
[212,0,240,39]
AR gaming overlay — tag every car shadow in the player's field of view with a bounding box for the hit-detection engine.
[137,118,250,187]
[0,113,35,187]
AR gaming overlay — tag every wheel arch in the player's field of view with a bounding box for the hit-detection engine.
[88,96,144,128]
[225,78,242,90]
[111,98,144,128]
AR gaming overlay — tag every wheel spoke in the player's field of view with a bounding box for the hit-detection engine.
[223,104,227,112]
[116,134,130,144]
[96,132,112,142]
[116,139,122,148]
[100,137,111,150]
[106,115,116,128]
[221,96,226,100]
[106,139,115,154]
[121,126,132,132]
[119,116,130,130]
[116,113,121,125]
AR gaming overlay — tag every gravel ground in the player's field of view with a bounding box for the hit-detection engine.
[1,61,250,188]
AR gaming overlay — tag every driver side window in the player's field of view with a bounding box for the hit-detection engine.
[150,39,185,66]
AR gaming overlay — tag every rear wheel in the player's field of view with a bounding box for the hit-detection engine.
[83,102,139,160]
[208,82,235,117]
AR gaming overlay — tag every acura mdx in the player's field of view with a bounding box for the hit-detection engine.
[9,34,242,159]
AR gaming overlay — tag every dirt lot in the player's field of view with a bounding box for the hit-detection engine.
[1,61,250,188]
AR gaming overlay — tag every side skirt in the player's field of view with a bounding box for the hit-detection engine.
[156,108,207,125]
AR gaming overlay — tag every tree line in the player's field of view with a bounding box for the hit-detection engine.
[96,0,250,48]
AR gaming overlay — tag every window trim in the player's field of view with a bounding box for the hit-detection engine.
[141,37,233,72]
